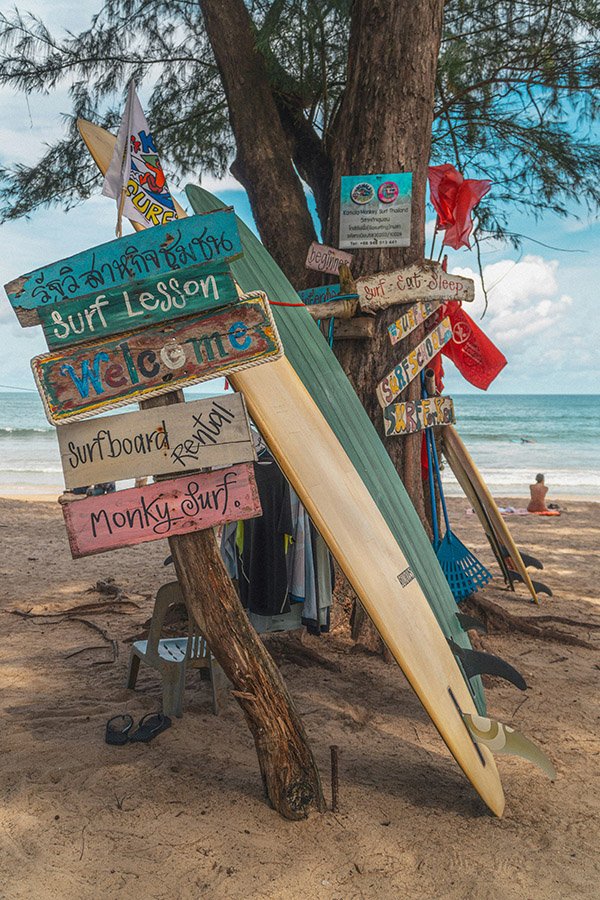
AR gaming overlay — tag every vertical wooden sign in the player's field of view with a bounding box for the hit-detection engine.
[376,317,452,408]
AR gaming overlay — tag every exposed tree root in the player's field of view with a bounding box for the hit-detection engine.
[464,595,596,650]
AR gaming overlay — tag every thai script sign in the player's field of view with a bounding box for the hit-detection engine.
[57,393,255,489]
[376,317,452,408]
[357,261,474,312]
[339,173,412,249]
[382,397,456,436]
[388,300,442,345]
[62,463,261,558]
[39,263,238,350]
[5,208,242,326]
[33,294,282,424]
[305,242,353,276]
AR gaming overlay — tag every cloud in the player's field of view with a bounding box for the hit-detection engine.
[451,255,575,348]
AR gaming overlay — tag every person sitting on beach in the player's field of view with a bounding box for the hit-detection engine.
[527,473,549,513]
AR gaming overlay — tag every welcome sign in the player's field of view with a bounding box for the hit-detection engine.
[33,294,282,424]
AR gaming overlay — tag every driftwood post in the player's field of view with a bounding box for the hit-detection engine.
[141,391,326,819]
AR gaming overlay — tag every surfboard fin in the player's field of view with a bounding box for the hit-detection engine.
[501,545,543,570]
[449,639,528,691]
[507,570,553,597]
[456,613,487,635]
[463,713,556,779]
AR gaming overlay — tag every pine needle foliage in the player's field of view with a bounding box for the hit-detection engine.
[0,0,598,238]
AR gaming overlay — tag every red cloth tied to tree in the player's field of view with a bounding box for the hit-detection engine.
[442,301,507,390]
[428,164,491,250]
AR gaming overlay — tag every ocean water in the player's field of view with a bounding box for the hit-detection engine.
[0,391,598,498]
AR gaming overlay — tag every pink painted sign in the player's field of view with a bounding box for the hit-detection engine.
[62,463,261,558]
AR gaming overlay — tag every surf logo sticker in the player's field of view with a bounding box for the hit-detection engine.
[397,566,415,588]
[463,713,556,779]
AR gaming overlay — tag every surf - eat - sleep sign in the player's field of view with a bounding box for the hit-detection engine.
[33,293,283,424]
[376,317,452,408]
[39,263,238,350]
[57,393,255,490]
[388,300,442,345]
[4,207,242,327]
[357,260,474,312]
[62,463,261,558]
[382,397,456,436]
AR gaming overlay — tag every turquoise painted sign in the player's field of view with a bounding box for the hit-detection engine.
[5,207,242,326]
[39,263,238,350]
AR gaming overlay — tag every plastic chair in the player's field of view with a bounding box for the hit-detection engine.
[126,581,223,717]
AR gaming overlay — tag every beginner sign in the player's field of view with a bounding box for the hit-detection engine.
[376,317,452,408]
[33,294,283,424]
[382,397,456,437]
[305,242,353,276]
[62,463,261,558]
[5,207,242,327]
[339,173,412,249]
[57,393,255,489]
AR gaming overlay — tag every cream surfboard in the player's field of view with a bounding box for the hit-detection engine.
[443,426,539,604]
[77,118,505,816]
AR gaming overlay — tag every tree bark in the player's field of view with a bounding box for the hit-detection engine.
[141,390,326,820]
[200,0,320,288]
[326,0,445,518]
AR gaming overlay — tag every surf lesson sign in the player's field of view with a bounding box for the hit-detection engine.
[57,393,255,489]
[376,317,452,408]
[39,263,238,350]
[33,294,283,424]
[305,242,353,276]
[4,207,242,326]
[388,300,442,345]
[382,397,456,436]
[357,260,474,312]
[62,463,261,558]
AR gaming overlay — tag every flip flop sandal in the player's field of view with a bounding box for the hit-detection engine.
[128,713,172,744]
[105,714,133,745]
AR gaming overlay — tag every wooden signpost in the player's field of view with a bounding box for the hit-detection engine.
[388,300,442,345]
[376,317,452,408]
[57,393,255,489]
[382,397,456,436]
[39,263,238,349]
[33,294,282,424]
[62,463,261,558]
[4,207,242,326]
[356,260,474,312]
[305,242,353,276]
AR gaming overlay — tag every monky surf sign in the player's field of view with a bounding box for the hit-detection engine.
[4,207,242,326]
[33,294,282,424]
[62,463,261,558]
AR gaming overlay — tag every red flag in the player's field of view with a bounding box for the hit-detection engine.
[428,164,491,250]
[442,302,507,390]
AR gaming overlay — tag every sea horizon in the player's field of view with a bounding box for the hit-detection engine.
[0,389,598,500]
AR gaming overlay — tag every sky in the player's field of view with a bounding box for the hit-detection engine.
[0,2,598,397]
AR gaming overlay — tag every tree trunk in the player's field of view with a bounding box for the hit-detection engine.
[141,391,325,820]
[200,0,320,288]
[326,0,445,517]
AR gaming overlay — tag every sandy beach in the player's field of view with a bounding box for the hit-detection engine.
[0,493,599,899]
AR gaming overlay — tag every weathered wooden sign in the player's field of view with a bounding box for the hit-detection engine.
[382,397,456,436]
[305,242,353,276]
[33,294,283,424]
[5,207,242,326]
[62,463,261,558]
[39,263,238,350]
[297,284,341,305]
[376,317,452,408]
[357,260,474,312]
[388,300,442,345]
[57,393,255,489]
